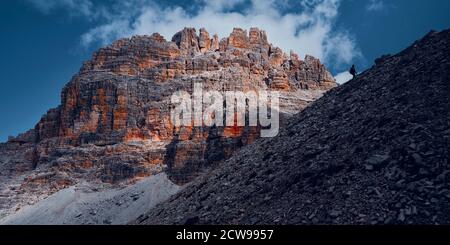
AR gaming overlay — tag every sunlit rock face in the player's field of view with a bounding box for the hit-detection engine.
[1,27,336,199]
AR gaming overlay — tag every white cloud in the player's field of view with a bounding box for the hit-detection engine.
[366,0,385,12]
[334,71,353,84]
[325,32,361,67]
[28,0,362,68]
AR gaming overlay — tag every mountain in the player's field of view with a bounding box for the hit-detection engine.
[0,27,335,221]
[135,29,450,225]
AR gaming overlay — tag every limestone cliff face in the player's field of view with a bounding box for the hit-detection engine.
[1,27,336,194]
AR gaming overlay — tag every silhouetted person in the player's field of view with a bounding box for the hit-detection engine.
[349,64,357,79]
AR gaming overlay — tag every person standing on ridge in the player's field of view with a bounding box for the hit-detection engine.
[349,64,357,79]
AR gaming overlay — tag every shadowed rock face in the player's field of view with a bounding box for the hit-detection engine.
[135,29,450,225]
[0,27,335,216]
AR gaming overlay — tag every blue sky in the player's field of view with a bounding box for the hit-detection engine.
[1,0,450,142]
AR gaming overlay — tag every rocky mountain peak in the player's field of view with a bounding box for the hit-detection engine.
[0,27,337,218]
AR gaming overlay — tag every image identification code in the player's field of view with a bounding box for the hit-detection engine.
[176,229,274,242]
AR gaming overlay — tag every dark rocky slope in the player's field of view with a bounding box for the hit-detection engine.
[136,29,450,224]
